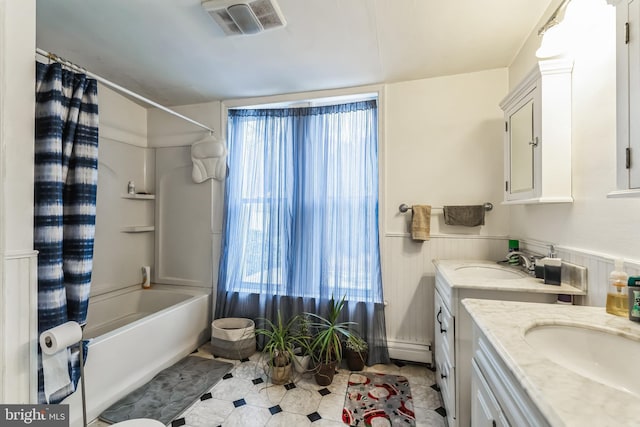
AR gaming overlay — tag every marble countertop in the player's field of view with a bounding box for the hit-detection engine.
[433,259,585,295]
[462,299,640,427]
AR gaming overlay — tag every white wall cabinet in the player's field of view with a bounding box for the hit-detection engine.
[500,59,573,204]
[610,0,640,196]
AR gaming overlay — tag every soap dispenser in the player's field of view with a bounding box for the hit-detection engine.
[606,259,629,317]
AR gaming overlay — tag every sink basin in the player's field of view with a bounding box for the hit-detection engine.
[525,324,640,396]
[454,265,528,280]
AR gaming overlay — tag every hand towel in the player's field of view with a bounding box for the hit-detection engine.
[411,205,431,241]
[443,205,485,227]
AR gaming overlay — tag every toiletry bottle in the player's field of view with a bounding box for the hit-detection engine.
[507,239,519,265]
[606,259,629,317]
[628,276,640,321]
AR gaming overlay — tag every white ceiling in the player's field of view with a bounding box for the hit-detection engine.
[36,0,553,107]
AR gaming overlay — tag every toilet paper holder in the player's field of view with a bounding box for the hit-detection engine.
[40,322,88,427]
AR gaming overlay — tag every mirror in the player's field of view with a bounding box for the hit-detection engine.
[509,100,534,193]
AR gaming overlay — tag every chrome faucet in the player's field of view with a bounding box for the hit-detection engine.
[505,251,534,272]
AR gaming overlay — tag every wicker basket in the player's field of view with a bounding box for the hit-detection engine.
[211,318,256,360]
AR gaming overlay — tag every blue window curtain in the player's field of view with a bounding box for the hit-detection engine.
[216,100,389,364]
[34,61,99,403]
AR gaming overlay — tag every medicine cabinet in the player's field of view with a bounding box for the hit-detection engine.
[610,0,640,197]
[499,59,573,204]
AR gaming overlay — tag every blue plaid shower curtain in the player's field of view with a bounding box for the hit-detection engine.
[34,61,99,403]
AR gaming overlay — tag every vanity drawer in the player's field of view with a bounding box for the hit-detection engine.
[436,357,456,422]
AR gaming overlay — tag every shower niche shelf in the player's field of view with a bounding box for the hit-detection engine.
[121,225,155,233]
[121,192,155,233]
[121,193,155,200]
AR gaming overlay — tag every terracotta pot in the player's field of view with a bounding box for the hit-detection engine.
[314,360,338,386]
[346,349,368,371]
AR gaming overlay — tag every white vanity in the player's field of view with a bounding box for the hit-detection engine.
[463,299,640,426]
[433,260,585,427]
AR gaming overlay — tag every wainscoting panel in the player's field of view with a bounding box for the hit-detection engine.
[382,234,508,364]
[3,250,38,402]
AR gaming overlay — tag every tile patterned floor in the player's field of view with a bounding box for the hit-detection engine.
[90,346,448,427]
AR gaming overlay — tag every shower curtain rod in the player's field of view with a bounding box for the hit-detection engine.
[36,48,217,136]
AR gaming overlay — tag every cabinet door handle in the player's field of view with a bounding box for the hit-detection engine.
[529,137,539,147]
[436,307,447,333]
[492,421,496,427]
[441,373,447,379]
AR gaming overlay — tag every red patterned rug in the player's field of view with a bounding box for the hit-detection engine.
[342,372,415,427]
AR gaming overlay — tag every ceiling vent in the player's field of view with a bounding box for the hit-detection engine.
[201,0,287,36]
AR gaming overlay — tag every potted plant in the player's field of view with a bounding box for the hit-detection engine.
[255,312,309,385]
[292,314,312,373]
[306,295,354,386]
[345,333,368,371]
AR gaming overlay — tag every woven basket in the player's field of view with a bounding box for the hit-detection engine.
[211,318,256,360]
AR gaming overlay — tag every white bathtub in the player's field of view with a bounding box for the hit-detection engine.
[62,285,211,427]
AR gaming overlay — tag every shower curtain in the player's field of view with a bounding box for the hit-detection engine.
[34,61,99,404]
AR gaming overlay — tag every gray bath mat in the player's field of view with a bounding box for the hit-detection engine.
[99,355,233,425]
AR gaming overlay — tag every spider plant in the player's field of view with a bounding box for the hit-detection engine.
[306,295,355,384]
[255,311,310,384]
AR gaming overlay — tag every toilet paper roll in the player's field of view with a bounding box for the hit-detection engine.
[40,322,82,403]
[142,265,151,288]
[40,321,82,355]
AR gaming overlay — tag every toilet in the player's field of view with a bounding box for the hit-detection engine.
[110,419,164,427]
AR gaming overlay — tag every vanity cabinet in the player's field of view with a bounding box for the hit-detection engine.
[432,260,584,427]
[499,59,573,204]
[470,323,550,427]
[471,360,510,427]
[434,288,455,420]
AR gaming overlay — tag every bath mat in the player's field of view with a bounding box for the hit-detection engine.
[99,355,233,425]
[342,372,415,427]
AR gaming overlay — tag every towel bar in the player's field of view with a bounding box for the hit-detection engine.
[398,202,493,213]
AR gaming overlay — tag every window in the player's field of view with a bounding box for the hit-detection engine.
[218,99,383,303]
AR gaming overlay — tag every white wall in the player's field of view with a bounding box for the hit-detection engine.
[0,0,37,403]
[384,69,509,236]
[507,0,639,304]
[92,85,155,295]
[382,69,510,361]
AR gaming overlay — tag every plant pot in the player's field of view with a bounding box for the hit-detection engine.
[293,354,311,373]
[314,360,338,386]
[346,349,368,371]
[269,362,293,385]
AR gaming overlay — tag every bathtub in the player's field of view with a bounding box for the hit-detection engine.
[61,285,211,427]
